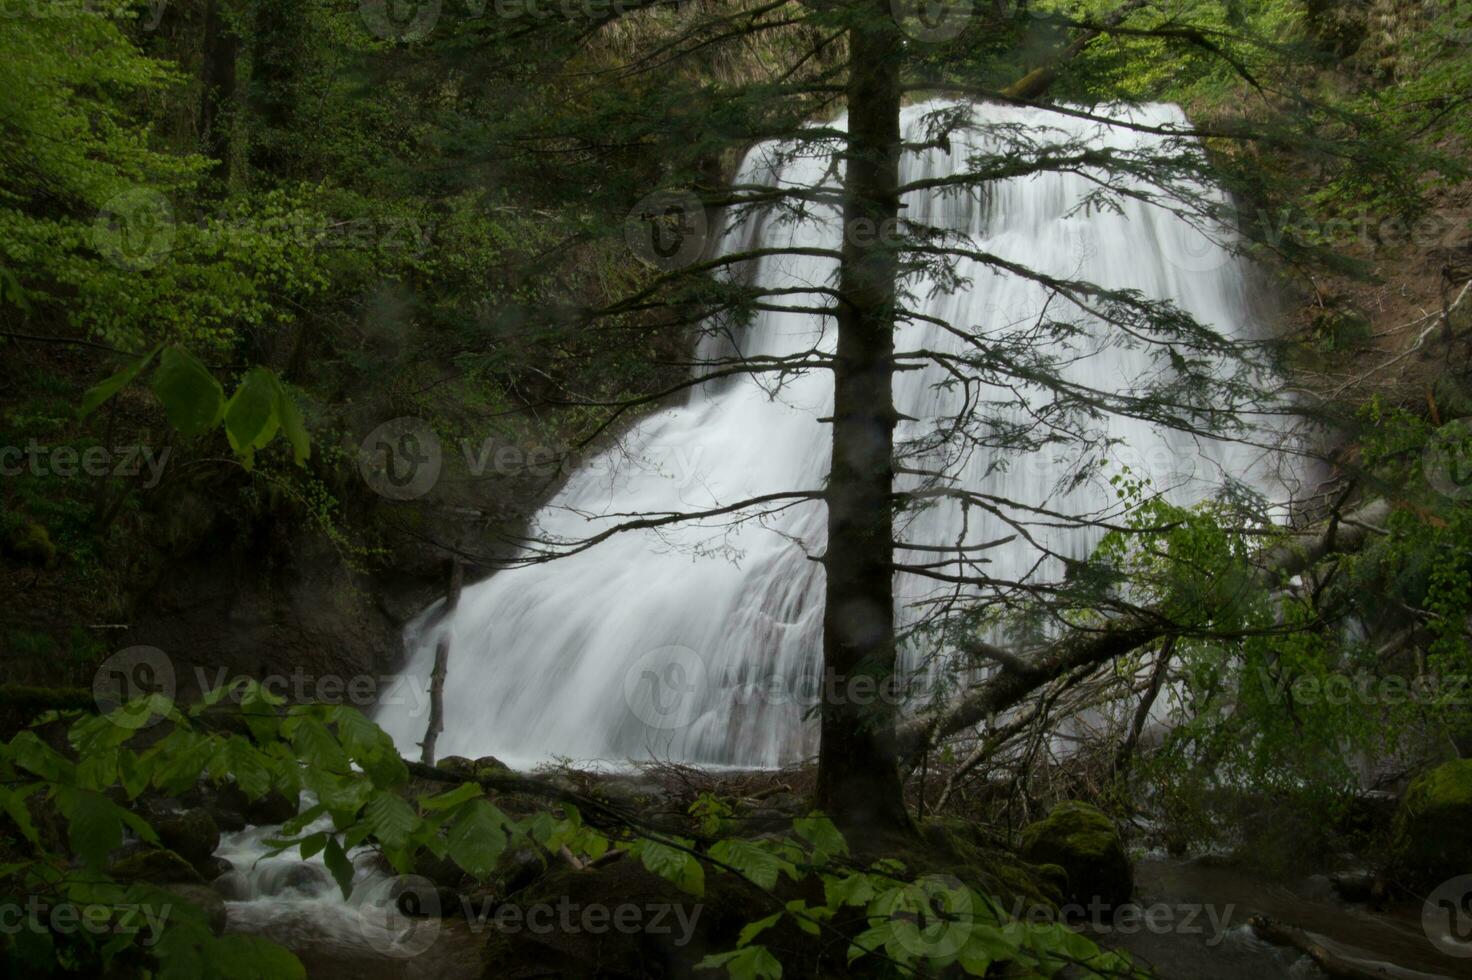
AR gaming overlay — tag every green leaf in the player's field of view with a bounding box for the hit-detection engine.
[275,379,310,465]
[793,814,847,863]
[224,367,282,459]
[421,782,483,811]
[446,800,509,879]
[59,788,123,870]
[848,923,893,964]
[323,837,354,900]
[633,839,704,897]
[152,345,224,437]
[79,346,159,419]
[364,791,418,851]
[711,839,784,890]
[698,945,783,980]
[289,717,349,772]
[737,912,781,947]
[0,786,39,845]
[823,872,876,909]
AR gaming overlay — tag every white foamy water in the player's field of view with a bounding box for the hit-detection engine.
[376,100,1297,769]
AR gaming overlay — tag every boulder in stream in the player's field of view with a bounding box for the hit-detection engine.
[1019,801,1133,908]
[1391,758,1472,887]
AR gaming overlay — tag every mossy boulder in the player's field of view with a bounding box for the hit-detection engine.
[473,755,510,780]
[1019,802,1133,908]
[4,523,56,568]
[154,808,220,867]
[1392,760,1472,887]
[438,756,476,778]
[110,848,204,885]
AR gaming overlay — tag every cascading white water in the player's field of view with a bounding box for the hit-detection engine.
[377,99,1293,769]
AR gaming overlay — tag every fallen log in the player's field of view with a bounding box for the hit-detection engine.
[1249,914,1424,980]
[896,498,1392,759]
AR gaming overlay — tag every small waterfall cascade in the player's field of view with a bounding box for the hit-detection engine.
[376,100,1294,769]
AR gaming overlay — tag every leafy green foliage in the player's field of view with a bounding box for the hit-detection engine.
[80,346,309,468]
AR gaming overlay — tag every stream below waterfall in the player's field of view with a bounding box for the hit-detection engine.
[211,816,1465,979]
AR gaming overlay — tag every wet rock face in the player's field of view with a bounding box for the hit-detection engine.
[1019,801,1134,908]
[154,807,221,867]
[110,848,204,885]
[1392,759,1472,887]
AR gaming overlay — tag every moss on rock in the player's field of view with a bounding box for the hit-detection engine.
[110,848,204,885]
[4,523,56,568]
[1392,759,1472,886]
[1019,801,1133,908]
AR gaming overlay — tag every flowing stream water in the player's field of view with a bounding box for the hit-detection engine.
[376,98,1297,769]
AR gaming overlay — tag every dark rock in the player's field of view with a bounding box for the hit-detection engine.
[495,845,546,897]
[214,782,299,827]
[473,756,510,779]
[479,855,748,979]
[196,856,233,882]
[438,756,476,778]
[155,808,220,866]
[273,862,330,896]
[1392,759,1472,887]
[418,850,468,889]
[1019,801,1133,908]
[110,848,204,885]
[211,869,253,901]
[161,884,228,936]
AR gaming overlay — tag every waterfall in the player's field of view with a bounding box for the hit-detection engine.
[376,100,1293,770]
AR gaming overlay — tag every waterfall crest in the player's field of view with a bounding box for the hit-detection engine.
[376,100,1292,769]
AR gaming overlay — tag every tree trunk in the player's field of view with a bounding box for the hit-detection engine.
[199,0,239,186]
[814,2,910,834]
